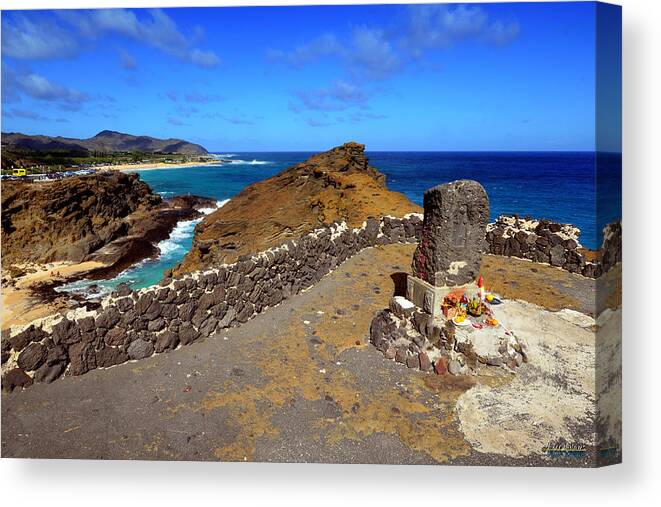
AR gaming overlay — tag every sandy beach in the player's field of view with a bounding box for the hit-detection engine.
[93,160,221,172]
[1,260,106,331]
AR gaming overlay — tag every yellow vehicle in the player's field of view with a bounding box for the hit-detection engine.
[12,168,27,177]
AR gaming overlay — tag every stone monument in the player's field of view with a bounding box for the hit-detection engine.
[407,180,489,318]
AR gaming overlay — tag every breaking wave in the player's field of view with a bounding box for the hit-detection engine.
[227,159,273,166]
[55,199,230,298]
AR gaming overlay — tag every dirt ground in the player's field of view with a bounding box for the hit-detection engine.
[1,244,621,466]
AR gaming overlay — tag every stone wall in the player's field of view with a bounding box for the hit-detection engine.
[2,211,621,391]
[1,214,423,391]
[486,215,622,278]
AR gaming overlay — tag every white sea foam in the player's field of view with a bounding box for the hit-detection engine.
[197,199,229,215]
[56,199,230,298]
[156,199,228,256]
[228,159,273,166]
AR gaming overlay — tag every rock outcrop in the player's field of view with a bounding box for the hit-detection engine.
[1,172,215,275]
[174,142,420,274]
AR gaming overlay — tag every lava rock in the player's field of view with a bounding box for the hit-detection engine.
[419,351,432,371]
[2,368,33,392]
[67,342,97,376]
[95,346,128,368]
[127,339,154,360]
[33,362,66,383]
[155,331,179,353]
[178,324,200,346]
[412,180,489,286]
[16,342,47,371]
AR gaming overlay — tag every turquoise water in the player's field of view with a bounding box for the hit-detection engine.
[57,152,621,297]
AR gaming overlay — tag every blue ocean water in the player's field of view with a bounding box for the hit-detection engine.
[57,152,621,296]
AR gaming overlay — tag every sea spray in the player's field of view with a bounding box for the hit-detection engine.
[55,199,229,298]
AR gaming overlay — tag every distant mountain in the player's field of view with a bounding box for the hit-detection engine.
[1,130,208,155]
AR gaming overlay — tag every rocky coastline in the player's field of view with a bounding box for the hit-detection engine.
[1,143,622,392]
[1,172,217,330]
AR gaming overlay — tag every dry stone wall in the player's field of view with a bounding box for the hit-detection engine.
[1,211,621,391]
[1,214,423,391]
[486,215,622,278]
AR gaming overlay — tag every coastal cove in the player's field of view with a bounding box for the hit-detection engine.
[56,151,620,298]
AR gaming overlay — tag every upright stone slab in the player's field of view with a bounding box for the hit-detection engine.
[407,180,489,318]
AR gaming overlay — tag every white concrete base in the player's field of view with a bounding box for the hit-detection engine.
[406,275,477,319]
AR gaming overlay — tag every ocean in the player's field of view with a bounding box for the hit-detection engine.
[57,151,621,297]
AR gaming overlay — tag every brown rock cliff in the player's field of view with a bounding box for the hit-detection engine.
[173,142,420,275]
[1,172,215,276]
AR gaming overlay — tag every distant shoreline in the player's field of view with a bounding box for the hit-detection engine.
[99,160,221,172]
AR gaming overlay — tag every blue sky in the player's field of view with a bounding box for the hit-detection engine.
[1,2,621,151]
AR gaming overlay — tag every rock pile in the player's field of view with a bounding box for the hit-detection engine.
[370,296,528,376]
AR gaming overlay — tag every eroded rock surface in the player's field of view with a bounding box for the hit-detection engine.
[412,180,489,286]
[1,172,216,275]
[174,142,420,274]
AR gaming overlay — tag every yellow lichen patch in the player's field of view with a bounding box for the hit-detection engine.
[318,369,476,463]
[481,255,587,312]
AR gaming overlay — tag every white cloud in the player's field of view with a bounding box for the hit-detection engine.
[3,9,221,69]
[1,13,79,59]
[269,4,519,81]
[2,67,89,105]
